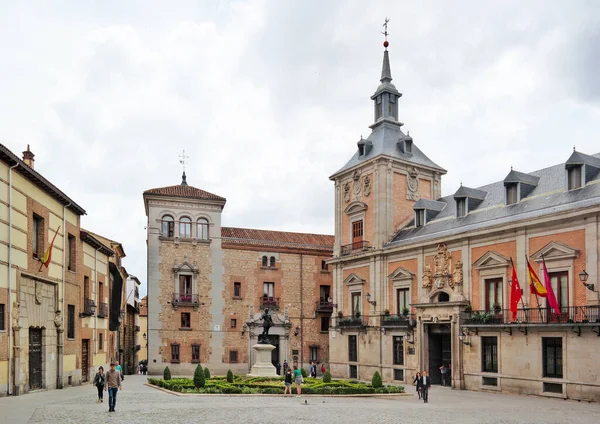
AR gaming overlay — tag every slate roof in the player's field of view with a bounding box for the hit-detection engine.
[453,185,488,200]
[143,184,226,202]
[221,227,334,253]
[503,169,540,186]
[330,123,447,178]
[389,152,600,246]
[0,143,86,215]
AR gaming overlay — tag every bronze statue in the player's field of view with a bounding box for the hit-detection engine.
[259,309,273,344]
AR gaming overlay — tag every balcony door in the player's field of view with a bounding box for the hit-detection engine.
[352,220,363,249]
[320,285,331,303]
[179,275,192,302]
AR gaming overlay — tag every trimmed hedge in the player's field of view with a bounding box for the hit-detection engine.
[323,370,331,383]
[372,371,382,388]
[163,367,171,381]
[194,364,205,388]
[147,376,404,395]
[226,369,234,383]
[203,367,211,379]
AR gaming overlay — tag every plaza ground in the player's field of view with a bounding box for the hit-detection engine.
[1,375,599,424]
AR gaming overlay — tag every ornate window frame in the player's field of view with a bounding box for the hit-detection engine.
[473,251,510,310]
[531,242,579,309]
[389,267,414,314]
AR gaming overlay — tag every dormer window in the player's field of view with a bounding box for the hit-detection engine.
[358,144,365,156]
[506,184,518,205]
[415,209,425,227]
[457,198,466,217]
[405,139,412,154]
[568,166,582,190]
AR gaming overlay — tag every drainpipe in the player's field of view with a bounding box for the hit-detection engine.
[59,202,71,389]
[94,247,100,357]
[300,254,304,370]
[7,162,19,395]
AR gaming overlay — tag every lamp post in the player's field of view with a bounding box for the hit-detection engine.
[365,293,376,307]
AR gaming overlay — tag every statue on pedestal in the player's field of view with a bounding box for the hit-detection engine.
[258,309,273,344]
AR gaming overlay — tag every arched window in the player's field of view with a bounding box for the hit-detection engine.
[197,218,209,240]
[161,215,174,238]
[438,292,450,303]
[262,256,268,267]
[179,217,192,238]
[269,256,276,267]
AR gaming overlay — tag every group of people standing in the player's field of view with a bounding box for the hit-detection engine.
[93,360,124,412]
[413,364,450,403]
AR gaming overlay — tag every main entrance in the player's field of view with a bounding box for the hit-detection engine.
[428,324,451,385]
[29,328,43,390]
[82,339,90,382]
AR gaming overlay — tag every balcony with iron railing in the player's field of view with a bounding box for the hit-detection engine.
[260,296,279,310]
[172,293,200,306]
[341,240,371,256]
[80,298,96,317]
[316,300,334,313]
[380,313,416,328]
[97,302,109,318]
[336,315,369,328]
[462,306,600,328]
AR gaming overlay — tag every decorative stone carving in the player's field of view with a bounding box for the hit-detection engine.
[352,170,362,198]
[434,243,451,276]
[35,281,43,305]
[54,310,62,328]
[344,182,351,203]
[363,175,371,197]
[452,260,463,287]
[422,264,432,288]
[12,301,20,329]
[406,166,420,201]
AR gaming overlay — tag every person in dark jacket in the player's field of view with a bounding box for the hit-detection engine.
[284,368,293,397]
[93,366,105,403]
[421,371,432,403]
[413,372,422,399]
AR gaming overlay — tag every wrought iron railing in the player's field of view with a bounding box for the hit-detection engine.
[341,240,371,256]
[97,302,109,318]
[337,316,368,327]
[380,313,416,327]
[462,306,600,326]
[172,293,200,306]
[316,300,334,313]
[260,296,279,310]
[81,298,96,317]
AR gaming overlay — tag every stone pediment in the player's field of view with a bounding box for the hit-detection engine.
[531,241,579,262]
[473,251,510,270]
[344,273,366,286]
[388,267,414,281]
[173,260,199,274]
[344,201,368,216]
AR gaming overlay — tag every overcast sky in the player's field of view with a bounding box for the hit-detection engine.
[2,1,599,296]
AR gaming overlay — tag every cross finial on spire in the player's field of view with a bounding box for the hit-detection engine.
[382,17,390,50]
[179,150,190,186]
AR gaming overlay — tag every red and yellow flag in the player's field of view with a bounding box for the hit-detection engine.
[527,258,547,298]
[41,226,60,268]
[509,259,522,321]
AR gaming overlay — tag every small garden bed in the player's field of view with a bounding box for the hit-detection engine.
[148,375,404,395]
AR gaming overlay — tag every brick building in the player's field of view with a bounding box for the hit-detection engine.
[144,177,333,375]
[327,41,600,402]
[0,144,132,395]
[139,296,148,364]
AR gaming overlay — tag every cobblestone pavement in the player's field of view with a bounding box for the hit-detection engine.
[1,375,599,424]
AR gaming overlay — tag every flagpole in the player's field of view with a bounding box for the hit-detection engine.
[510,257,527,322]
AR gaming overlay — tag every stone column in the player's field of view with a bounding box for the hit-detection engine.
[57,328,64,389]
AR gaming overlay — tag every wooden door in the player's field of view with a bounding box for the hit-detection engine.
[29,328,43,390]
[352,221,363,249]
[82,339,89,382]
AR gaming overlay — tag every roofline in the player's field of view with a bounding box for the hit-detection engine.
[85,229,126,258]
[143,192,226,216]
[0,143,86,215]
[329,153,448,181]
[80,231,115,256]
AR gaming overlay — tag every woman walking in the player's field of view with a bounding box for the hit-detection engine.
[293,365,303,397]
[93,366,106,403]
[284,368,293,397]
[413,372,422,399]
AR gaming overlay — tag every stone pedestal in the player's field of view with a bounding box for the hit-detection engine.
[247,344,277,377]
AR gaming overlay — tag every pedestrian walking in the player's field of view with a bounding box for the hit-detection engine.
[421,371,431,403]
[413,372,422,399]
[284,368,293,397]
[115,360,123,381]
[439,364,447,387]
[320,363,326,377]
[293,365,303,397]
[283,360,288,375]
[93,366,105,403]
[104,362,123,412]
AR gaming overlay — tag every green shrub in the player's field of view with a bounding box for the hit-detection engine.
[163,366,171,381]
[194,364,205,388]
[323,370,331,383]
[300,368,308,378]
[372,371,383,388]
[226,369,234,383]
[203,367,211,379]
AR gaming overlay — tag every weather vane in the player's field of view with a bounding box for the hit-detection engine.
[179,149,189,173]
[382,17,390,49]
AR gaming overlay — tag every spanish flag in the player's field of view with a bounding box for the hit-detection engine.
[41,226,60,268]
[526,257,547,297]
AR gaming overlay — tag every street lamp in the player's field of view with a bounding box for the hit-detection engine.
[458,328,471,346]
[365,293,376,307]
[579,270,595,291]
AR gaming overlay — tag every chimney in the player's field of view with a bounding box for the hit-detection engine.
[22,144,35,169]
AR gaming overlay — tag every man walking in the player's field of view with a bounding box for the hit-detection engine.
[115,360,123,381]
[421,371,431,403]
[105,362,123,412]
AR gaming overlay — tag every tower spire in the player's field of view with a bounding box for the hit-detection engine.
[179,149,189,186]
[381,17,392,83]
